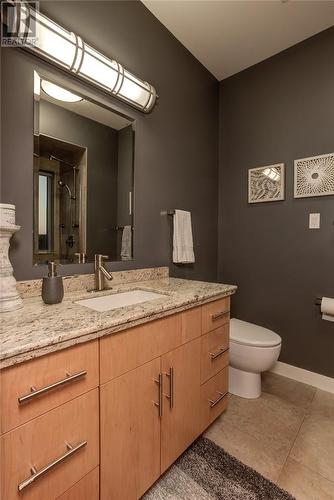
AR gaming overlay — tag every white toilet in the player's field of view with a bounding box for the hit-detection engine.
[229,318,282,399]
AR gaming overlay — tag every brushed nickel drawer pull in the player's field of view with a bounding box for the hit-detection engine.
[165,367,174,409]
[210,346,229,360]
[154,373,163,417]
[211,310,229,321]
[209,391,228,408]
[18,370,87,404]
[18,440,87,491]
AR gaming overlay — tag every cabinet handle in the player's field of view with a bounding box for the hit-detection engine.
[210,346,229,360]
[211,310,229,321]
[165,367,174,409]
[18,440,87,492]
[154,373,163,417]
[18,370,87,404]
[209,391,228,408]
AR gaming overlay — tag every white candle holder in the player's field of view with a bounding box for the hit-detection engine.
[0,207,23,312]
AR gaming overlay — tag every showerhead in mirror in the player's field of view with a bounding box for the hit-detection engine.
[58,180,73,199]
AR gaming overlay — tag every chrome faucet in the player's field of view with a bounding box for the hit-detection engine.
[94,254,113,291]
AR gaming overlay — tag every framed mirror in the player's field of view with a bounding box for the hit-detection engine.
[33,71,135,265]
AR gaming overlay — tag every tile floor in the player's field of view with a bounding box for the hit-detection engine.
[204,372,334,500]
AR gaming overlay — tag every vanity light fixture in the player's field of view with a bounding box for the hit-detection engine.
[11,3,157,113]
[41,80,83,103]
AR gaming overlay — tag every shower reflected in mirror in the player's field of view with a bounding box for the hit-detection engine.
[33,71,135,265]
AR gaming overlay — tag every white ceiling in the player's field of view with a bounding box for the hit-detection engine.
[142,0,334,80]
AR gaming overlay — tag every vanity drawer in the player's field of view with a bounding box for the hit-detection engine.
[1,389,99,500]
[57,467,99,500]
[201,298,230,334]
[200,367,229,431]
[100,314,182,384]
[201,325,229,384]
[1,341,99,434]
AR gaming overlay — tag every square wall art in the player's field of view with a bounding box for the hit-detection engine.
[248,163,285,203]
[294,153,334,198]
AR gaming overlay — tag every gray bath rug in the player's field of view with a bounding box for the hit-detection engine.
[143,437,294,500]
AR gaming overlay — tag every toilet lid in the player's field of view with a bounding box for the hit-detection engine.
[230,318,281,347]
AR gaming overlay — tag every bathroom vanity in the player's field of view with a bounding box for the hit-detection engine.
[0,269,236,500]
[1,56,236,500]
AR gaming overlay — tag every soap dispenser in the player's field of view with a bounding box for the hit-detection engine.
[42,261,64,304]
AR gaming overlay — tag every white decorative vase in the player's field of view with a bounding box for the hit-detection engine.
[0,204,23,313]
[0,203,16,227]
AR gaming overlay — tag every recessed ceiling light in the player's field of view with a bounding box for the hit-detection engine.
[41,80,83,103]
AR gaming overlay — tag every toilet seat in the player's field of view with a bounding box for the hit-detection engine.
[230,318,281,348]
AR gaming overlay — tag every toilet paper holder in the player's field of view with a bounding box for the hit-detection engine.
[315,297,322,306]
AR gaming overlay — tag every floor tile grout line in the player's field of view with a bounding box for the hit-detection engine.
[222,379,333,489]
[261,380,317,486]
[287,456,334,486]
[275,410,308,485]
[217,402,300,484]
[277,387,322,485]
[206,419,282,483]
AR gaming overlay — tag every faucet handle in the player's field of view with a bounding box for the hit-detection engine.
[94,254,109,263]
[75,252,87,263]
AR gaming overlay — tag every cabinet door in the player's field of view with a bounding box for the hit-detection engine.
[100,358,161,500]
[161,338,201,473]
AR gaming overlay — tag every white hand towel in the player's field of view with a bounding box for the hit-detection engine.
[173,210,195,264]
[121,225,132,261]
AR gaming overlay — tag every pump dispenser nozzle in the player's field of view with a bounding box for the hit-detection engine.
[48,261,57,277]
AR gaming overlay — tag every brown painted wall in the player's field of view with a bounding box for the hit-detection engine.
[218,28,334,377]
[1,0,219,281]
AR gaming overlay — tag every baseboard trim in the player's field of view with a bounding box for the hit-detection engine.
[270,361,334,394]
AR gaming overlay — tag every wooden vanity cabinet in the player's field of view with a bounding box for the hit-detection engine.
[0,296,231,500]
[99,315,182,383]
[200,324,229,384]
[100,300,230,500]
[200,367,229,429]
[100,337,202,500]
[201,297,230,333]
[1,341,99,434]
[0,341,99,500]
[1,389,99,500]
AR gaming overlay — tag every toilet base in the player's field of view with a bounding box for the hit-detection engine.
[229,366,261,399]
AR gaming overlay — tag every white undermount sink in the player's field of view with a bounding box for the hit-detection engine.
[75,289,166,312]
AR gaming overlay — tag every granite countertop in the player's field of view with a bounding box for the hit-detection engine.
[0,277,237,369]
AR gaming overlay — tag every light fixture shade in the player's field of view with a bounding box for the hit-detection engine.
[41,80,83,103]
[15,3,157,113]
